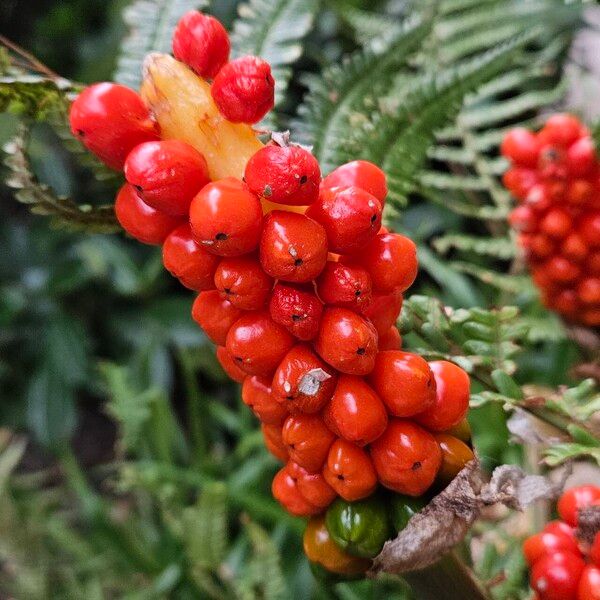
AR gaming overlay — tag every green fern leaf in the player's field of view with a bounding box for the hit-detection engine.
[433,233,516,259]
[114,0,208,90]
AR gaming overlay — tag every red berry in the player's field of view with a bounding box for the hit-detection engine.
[316,262,372,310]
[172,11,230,79]
[352,233,418,293]
[589,252,600,275]
[540,209,573,239]
[578,278,600,305]
[322,439,378,501]
[551,289,580,319]
[282,413,335,473]
[245,144,321,206]
[216,346,247,383]
[259,211,328,282]
[321,160,388,204]
[528,234,555,260]
[591,532,600,566]
[115,184,181,245]
[378,326,402,350]
[315,308,378,376]
[530,552,585,600]
[192,290,242,345]
[369,351,436,417]
[271,344,337,414]
[370,419,442,496]
[503,167,538,200]
[287,461,336,509]
[501,128,540,167]
[323,375,388,446]
[211,56,274,124]
[539,114,586,147]
[269,283,323,341]
[262,423,288,462]
[566,179,594,206]
[190,178,263,256]
[561,234,588,263]
[162,224,219,290]
[69,83,159,170]
[558,486,600,527]
[272,464,320,516]
[509,206,538,233]
[360,289,403,336]
[579,213,600,249]
[415,360,470,432]
[578,565,600,600]
[124,140,209,216]
[214,255,273,310]
[241,375,288,425]
[522,531,581,567]
[566,137,596,177]
[306,186,382,254]
[525,184,552,213]
[543,520,577,542]
[544,256,581,284]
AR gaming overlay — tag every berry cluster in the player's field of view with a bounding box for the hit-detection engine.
[502,114,600,326]
[524,485,600,600]
[68,10,474,575]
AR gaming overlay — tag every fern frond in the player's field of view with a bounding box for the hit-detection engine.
[114,0,207,90]
[433,234,517,259]
[0,76,74,120]
[450,261,534,293]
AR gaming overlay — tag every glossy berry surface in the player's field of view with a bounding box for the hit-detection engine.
[214,255,273,310]
[269,283,323,341]
[216,346,247,383]
[241,375,288,425]
[558,485,600,527]
[360,289,403,336]
[321,160,388,204]
[172,10,230,79]
[434,433,475,487]
[530,552,585,600]
[262,423,288,462]
[523,530,580,567]
[272,464,321,516]
[287,461,337,509]
[579,566,600,600]
[192,290,242,346]
[316,262,372,311]
[211,56,275,123]
[282,413,335,473]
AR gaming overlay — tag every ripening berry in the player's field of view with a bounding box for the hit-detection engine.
[226,312,295,377]
[241,375,288,425]
[216,346,247,383]
[500,127,540,167]
[115,184,182,245]
[124,140,210,216]
[316,262,372,310]
[522,530,581,567]
[558,485,600,527]
[272,464,321,516]
[578,566,600,600]
[287,461,336,509]
[172,11,230,79]
[530,552,585,600]
[211,56,275,124]
[323,375,388,446]
[370,419,442,496]
[190,178,263,256]
[214,255,273,310]
[192,290,242,346]
[259,211,328,282]
[282,413,335,473]
[163,224,219,290]
[538,113,587,147]
[378,326,402,350]
[245,144,321,206]
[360,289,403,336]
[315,308,378,376]
[271,344,337,414]
[269,283,323,341]
[262,423,288,462]
[434,434,475,487]
[69,83,159,170]
[307,186,382,254]
[323,439,378,501]
[369,351,436,417]
[352,233,418,293]
[579,213,600,248]
[540,209,573,239]
[415,360,470,432]
[321,160,388,204]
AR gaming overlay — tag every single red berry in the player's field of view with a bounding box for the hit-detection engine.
[538,114,587,147]
[360,289,403,336]
[532,267,556,292]
[211,56,274,124]
[315,308,378,376]
[590,532,600,566]
[544,256,581,284]
[583,308,600,326]
[115,184,181,245]
[378,326,402,350]
[561,234,588,263]
[190,178,263,256]
[272,464,321,516]
[69,83,159,170]
[322,439,378,502]
[269,283,323,341]
[522,531,581,567]
[316,261,372,310]
[370,419,442,496]
[321,160,388,205]
[566,137,596,177]
[579,213,600,249]
[501,128,540,167]
[540,209,573,239]
[530,551,585,600]
[509,206,538,233]
[578,565,600,600]
[262,423,288,462]
[282,413,336,473]
[415,360,470,432]
[578,278,600,305]
[172,10,230,79]
[503,167,538,200]
[192,290,242,345]
[369,351,436,417]
[352,233,418,293]
[271,344,337,414]
[124,140,209,216]
[528,234,555,260]
[525,184,553,213]
[566,179,594,206]
[241,375,288,425]
[162,224,219,290]
[245,144,321,206]
[558,486,600,527]
[226,311,295,376]
[551,289,580,319]
[259,211,328,282]
[287,461,337,509]
[323,375,388,446]
[216,346,247,383]
[543,520,577,542]
[214,255,273,310]
[306,186,382,254]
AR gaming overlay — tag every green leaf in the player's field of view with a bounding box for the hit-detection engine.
[544,444,600,467]
[433,233,516,259]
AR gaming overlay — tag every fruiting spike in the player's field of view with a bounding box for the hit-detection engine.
[140,53,262,180]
